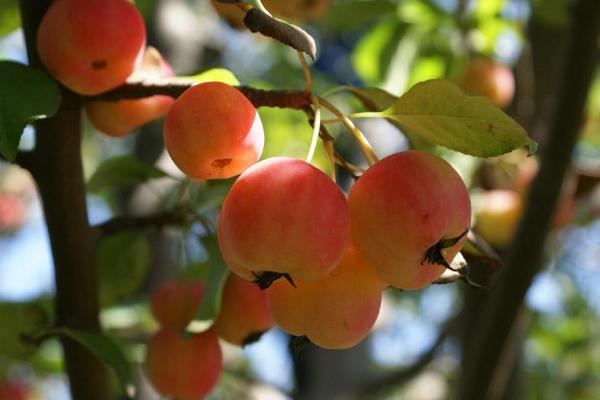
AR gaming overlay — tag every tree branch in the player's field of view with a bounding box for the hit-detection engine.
[87,81,312,110]
[95,211,187,238]
[457,1,600,398]
[18,1,113,399]
[360,320,452,397]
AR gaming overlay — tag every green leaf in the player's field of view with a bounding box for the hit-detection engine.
[352,19,407,84]
[352,79,530,157]
[0,61,61,161]
[343,86,398,111]
[320,0,396,31]
[194,236,229,321]
[99,232,150,306]
[0,0,20,36]
[0,301,51,360]
[342,85,434,150]
[87,155,168,192]
[29,328,135,397]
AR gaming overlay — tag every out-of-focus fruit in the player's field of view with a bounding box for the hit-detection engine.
[475,189,523,248]
[460,57,515,109]
[85,47,175,137]
[144,328,222,400]
[266,245,382,349]
[212,273,274,346]
[150,280,205,329]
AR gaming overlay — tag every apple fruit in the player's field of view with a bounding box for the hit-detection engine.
[218,157,349,284]
[163,81,264,180]
[349,151,471,289]
[37,0,146,95]
[85,47,175,137]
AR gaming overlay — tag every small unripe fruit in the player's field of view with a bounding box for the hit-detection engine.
[475,190,522,248]
[164,82,264,179]
[460,58,515,109]
[212,273,274,346]
[218,157,350,282]
[85,47,175,137]
[266,245,382,349]
[150,280,205,329]
[144,328,222,400]
[349,151,471,289]
[37,0,146,95]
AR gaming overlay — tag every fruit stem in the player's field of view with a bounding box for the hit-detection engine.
[317,97,379,166]
[296,51,322,165]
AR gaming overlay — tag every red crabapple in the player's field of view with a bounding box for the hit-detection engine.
[266,245,382,349]
[144,328,222,400]
[460,57,515,109]
[163,82,264,179]
[37,0,146,95]
[218,157,350,284]
[212,273,274,346]
[349,151,471,289]
[150,280,205,329]
[85,47,175,137]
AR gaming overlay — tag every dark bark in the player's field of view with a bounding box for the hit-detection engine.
[18,1,113,399]
[456,1,600,398]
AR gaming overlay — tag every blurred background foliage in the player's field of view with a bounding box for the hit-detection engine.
[1,0,600,399]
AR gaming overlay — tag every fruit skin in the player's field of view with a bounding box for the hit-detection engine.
[164,81,264,179]
[150,281,205,329]
[212,273,274,346]
[349,151,471,290]
[144,328,222,400]
[37,0,146,95]
[218,157,350,282]
[475,190,523,248]
[85,47,175,137]
[460,58,515,109]
[267,245,382,349]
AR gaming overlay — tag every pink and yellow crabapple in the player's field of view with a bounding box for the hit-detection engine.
[349,151,471,290]
[218,157,350,284]
[163,82,264,180]
[85,47,175,137]
[37,0,146,95]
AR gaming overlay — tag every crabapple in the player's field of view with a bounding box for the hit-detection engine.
[150,280,205,329]
[218,157,350,283]
[37,0,146,95]
[349,151,471,290]
[266,245,382,349]
[475,190,523,248]
[163,82,264,179]
[144,327,222,400]
[460,57,515,109]
[212,273,274,346]
[85,47,175,137]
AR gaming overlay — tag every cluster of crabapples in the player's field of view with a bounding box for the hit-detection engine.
[35,0,472,398]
